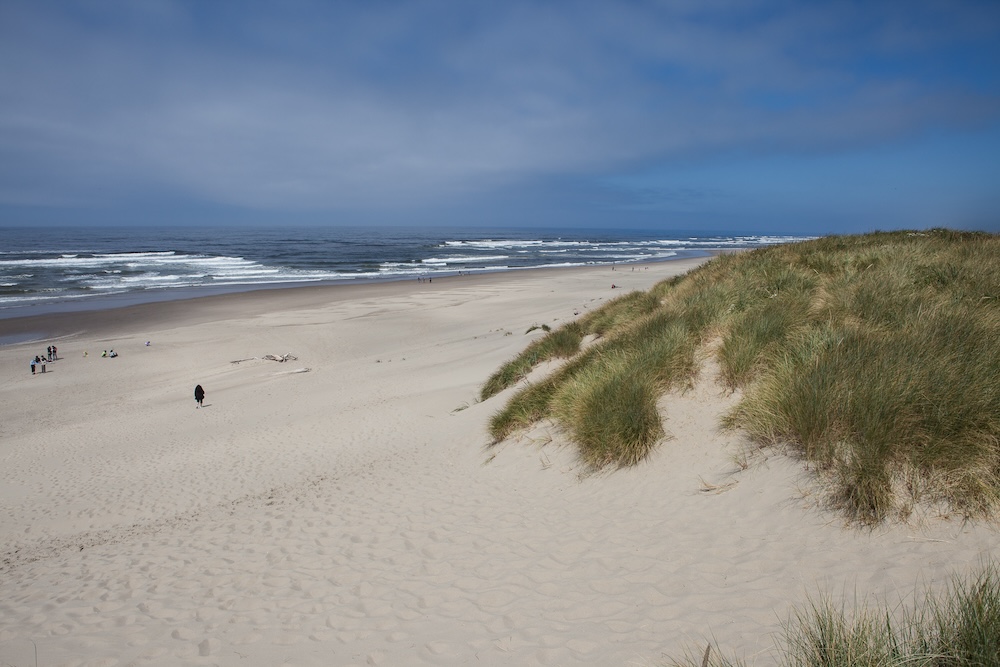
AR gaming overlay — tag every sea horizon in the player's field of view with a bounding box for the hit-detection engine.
[0,225,813,320]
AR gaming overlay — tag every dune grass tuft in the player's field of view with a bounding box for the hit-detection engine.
[482,229,1000,521]
[552,352,666,467]
[487,374,564,442]
[668,561,1000,667]
[480,289,669,403]
[480,322,585,400]
[551,315,695,466]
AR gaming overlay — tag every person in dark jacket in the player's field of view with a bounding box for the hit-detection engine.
[194,384,205,408]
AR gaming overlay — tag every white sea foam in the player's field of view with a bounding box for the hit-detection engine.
[0,229,815,313]
[421,255,510,264]
[443,240,549,249]
[119,274,184,284]
[0,292,97,304]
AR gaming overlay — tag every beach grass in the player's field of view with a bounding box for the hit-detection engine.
[480,322,585,400]
[482,229,1000,523]
[551,314,696,466]
[668,560,1000,667]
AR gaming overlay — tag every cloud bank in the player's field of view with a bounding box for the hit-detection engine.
[1,1,998,230]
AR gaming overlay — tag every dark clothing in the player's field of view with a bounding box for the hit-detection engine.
[194,384,205,406]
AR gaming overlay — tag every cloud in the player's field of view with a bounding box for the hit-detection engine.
[1,0,998,219]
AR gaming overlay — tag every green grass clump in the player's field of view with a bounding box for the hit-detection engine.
[487,375,564,442]
[668,561,1000,667]
[487,314,698,465]
[577,289,663,336]
[718,288,814,388]
[481,229,1000,521]
[551,315,696,466]
[552,352,665,467]
[480,322,585,400]
[480,290,667,402]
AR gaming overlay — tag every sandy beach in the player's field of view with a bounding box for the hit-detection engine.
[1,260,997,667]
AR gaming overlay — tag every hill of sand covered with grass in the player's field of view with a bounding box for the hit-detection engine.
[3,247,997,666]
[482,229,1000,526]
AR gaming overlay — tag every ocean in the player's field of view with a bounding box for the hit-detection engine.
[0,226,810,318]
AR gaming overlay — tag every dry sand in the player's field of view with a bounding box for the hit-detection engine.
[1,260,997,667]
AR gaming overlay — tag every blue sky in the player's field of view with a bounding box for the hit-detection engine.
[1,1,998,234]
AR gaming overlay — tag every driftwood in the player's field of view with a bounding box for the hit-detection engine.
[263,353,298,363]
[231,353,299,365]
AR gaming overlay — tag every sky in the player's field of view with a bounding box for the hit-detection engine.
[1,0,999,234]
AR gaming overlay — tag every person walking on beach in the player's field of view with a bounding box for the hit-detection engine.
[30,358,36,375]
[194,384,205,408]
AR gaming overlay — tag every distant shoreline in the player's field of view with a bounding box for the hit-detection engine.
[0,254,721,345]
[0,251,715,321]
[2,224,799,323]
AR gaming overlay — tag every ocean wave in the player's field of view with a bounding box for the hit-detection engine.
[421,255,510,264]
[0,227,815,315]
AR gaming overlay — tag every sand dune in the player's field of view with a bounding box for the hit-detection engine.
[1,261,996,667]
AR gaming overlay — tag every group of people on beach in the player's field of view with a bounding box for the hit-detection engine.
[29,345,58,375]
[27,343,207,411]
[25,339,207,410]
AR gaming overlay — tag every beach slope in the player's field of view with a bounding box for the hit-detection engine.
[1,260,996,667]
